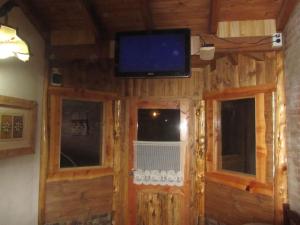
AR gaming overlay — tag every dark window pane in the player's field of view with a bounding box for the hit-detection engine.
[60,99,103,168]
[221,98,256,175]
[138,109,180,141]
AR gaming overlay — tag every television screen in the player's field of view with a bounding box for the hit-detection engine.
[115,29,191,78]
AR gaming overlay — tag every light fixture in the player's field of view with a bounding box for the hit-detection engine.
[0,24,30,62]
[199,43,215,61]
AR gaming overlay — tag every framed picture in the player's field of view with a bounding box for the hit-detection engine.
[0,95,37,159]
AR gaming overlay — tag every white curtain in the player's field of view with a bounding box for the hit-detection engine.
[133,141,184,186]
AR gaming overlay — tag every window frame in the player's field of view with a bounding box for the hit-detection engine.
[48,87,117,181]
[204,84,275,196]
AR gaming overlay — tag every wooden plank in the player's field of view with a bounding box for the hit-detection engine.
[276,0,299,31]
[255,93,267,183]
[274,51,288,225]
[203,83,276,100]
[45,176,113,223]
[139,0,154,30]
[50,44,110,62]
[209,0,220,34]
[201,34,279,53]
[205,180,274,225]
[14,0,50,40]
[78,0,108,40]
[217,19,276,38]
[38,63,49,225]
[206,172,273,196]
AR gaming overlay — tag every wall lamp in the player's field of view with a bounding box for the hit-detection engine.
[0,0,30,62]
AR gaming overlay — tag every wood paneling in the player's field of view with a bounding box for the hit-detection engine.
[205,180,274,225]
[204,52,281,224]
[217,19,276,38]
[219,0,283,21]
[137,191,182,225]
[43,51,284,225]
[45,176,113,223]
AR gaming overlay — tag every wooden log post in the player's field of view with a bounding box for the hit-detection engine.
[274,51,288,225]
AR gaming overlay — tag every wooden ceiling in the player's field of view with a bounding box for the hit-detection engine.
[17,0,296,40]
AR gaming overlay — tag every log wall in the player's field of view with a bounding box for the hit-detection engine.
[43,51,284,225]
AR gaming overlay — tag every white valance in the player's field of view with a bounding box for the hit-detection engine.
[133,141,184,186]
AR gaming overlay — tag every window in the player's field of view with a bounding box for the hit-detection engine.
[48,87,116,180]
[132,101,186,186]
[60,99,103,168]
[221,98,256,175]
[137,109,180,141]
[204,85,275,195]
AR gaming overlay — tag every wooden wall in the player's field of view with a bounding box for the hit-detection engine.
[45,176,113,223]
[119,52,279,225]
[43,62,119,225]
[204,52,279,225]
[43,51,283,225]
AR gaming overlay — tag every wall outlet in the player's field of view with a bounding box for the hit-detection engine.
[272,33,283,47]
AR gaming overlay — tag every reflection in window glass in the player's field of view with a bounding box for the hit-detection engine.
[221,98,256,175]
[138,109,180,141]
[60,99,103,168]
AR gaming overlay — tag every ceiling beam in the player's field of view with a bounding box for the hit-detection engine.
[202,34,280,53]
[277,0,299,31]
[79,0,108,40]
[209,0,220,34]
[13,0,50,40]
[139,0,154,30]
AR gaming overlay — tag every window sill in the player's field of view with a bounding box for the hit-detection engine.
[206,171,273,196]
[47,167,114,182]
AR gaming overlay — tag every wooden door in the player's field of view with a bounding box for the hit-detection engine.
[127,99,191,225]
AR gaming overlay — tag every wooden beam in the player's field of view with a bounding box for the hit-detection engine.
[242,53,265,61]
[49,44,110,63]
[209,0,220,34]
[277,0,299,31]
[13,0,50,40]
[202,34,279,53]
[139,0,153,30]
[78,0,108,40]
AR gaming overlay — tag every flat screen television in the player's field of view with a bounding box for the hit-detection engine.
[114,28,191,78]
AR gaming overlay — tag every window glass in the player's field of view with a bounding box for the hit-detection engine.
[221,98,256,175]
[60,99,103,168]
[137,109,180,141]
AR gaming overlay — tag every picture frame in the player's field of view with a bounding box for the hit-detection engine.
[0,95,37,159]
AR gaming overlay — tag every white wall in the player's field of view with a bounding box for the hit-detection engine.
[0,6,45,225]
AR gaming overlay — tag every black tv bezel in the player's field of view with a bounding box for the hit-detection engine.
[114,28,191,78]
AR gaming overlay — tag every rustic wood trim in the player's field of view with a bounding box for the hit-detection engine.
[48,86,118,99]
[48,87,116,180]
[274,51,288,225]
[0,95,36,109]
[203,83,276,100]
[127,99,189,225]
[256,93,267,183]
[195,101,206,224]
[209,0,220,34]
[206,172,273,196]
[47,168,114,182]
[205,86,273,196]
[38,65,49,225]
[0,95,37,160]
[202,34,280,53]
[276,0,299,31]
